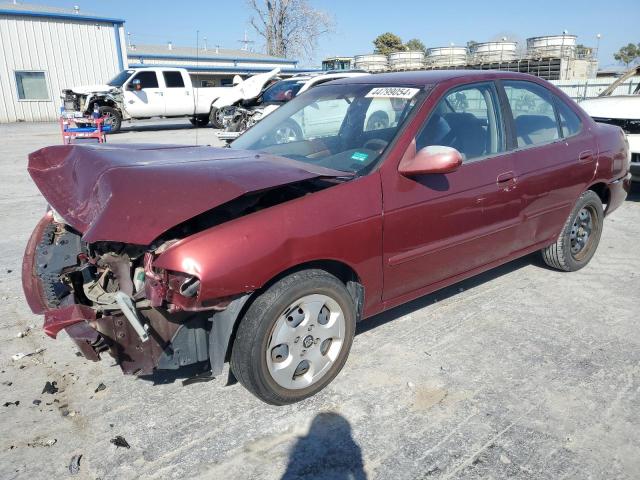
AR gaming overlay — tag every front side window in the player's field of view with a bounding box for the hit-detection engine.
[416,82,503,162]
[261,80,304,103]
[232,84,425,174]
[163,71,185,88]
[130,71,159,89]
[503,81,560,147]
[15,71,49,100]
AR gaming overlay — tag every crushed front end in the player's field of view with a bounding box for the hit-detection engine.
[22,211,221,375]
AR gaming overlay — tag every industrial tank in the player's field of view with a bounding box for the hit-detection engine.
[527,34,577,58]
[353,54,389,72]
[426,46,468,67]
[388,51,425,70]
[471,41,518,63]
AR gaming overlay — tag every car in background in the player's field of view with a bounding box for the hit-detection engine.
[24,71,630,405]
[579,66,640,181]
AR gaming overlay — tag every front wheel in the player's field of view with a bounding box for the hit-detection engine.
[541,190,604,271]
[99,106,122,133]
[209,106,225,129]
[230,270,356,405]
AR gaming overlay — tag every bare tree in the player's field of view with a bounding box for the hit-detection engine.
[247,0,334,59]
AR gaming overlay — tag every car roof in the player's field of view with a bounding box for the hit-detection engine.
[328,70,542,86]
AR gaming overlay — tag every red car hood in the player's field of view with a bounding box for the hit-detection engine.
[28,144,346,245]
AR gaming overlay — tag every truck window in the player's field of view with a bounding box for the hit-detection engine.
[131,71,159,89]
[163,71,185,88]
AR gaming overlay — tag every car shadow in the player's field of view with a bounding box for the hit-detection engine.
[357,253,536,336]
[281,412,366,480]
[626,181,640,202]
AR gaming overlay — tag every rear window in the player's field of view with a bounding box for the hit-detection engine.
[163,71,185,88]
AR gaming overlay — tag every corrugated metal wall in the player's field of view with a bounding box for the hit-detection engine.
[551,76,640,102]
[0,14,126,122]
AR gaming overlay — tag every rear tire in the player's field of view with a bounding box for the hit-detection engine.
[209,106,224,129]
[541,190,603,271]
[99,106,122,133]
[230,269,356,405]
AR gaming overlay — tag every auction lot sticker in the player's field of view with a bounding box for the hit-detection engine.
[366,87,419,99]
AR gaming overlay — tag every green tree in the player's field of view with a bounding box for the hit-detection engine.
[373,32,406,55]
[613,43,640,67]
[405,38,427,53]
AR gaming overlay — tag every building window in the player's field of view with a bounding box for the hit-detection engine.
[15,71,49,100]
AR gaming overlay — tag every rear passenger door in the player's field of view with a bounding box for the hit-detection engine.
[162,71,192,116]
[499,80,596,247]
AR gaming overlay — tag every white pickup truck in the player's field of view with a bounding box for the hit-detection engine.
[61,67,231,133]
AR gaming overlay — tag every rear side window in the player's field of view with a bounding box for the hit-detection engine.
[503,81,560,148]
[416,82,503,162]
[163,71,185,88]
[555,98,582,137]
[131,71,159,89]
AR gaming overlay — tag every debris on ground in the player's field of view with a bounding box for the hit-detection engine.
[407,382,415,389]
[110,436,131,449]
[60,406,77,417]
[4,400,20,407]
[94,382,107,393]
[15,326,34,338]
[12,347,45,361]
[6,269,12,274]
[27,438,57,448]
[42,381,59,395]
[2,381,12,386]
[32,399,41,406]
[182,371,214,386]
[68,454,82,475]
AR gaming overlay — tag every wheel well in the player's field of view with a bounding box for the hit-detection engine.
[588,182,610,208]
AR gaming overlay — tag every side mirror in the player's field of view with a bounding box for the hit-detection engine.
[399,145,463,176]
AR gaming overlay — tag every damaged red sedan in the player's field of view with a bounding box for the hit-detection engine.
[23,71,631,404]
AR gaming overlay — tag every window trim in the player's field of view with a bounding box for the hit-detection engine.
[414,80,507,165]
[498,79,566,152]
[14,70,51,102]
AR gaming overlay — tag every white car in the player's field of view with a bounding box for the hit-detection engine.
[62,67,233,132]
[579,66,640,181]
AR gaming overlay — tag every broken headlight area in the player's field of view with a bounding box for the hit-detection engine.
[26,216,228,375]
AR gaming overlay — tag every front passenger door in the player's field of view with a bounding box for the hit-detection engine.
[123,71,165,117]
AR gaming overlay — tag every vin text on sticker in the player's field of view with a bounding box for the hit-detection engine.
[366,87,419,99]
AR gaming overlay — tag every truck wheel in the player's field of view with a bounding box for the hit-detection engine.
[230,269,356,405]
[99,106,122,133]
[541,190,603,271]
[189,115,210,127]
[209,107,225,129]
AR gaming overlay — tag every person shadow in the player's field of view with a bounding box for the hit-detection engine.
[281,412,367,480]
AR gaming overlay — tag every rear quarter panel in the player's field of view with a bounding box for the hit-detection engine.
[154,173,384,316]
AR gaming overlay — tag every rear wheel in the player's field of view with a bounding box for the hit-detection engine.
[230,270,356,405]
[99,106,122,133]
[541,190,603,271]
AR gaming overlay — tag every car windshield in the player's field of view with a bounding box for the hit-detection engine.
[261,80,305,103]
[107,70,135,87]
[232,83,425,174]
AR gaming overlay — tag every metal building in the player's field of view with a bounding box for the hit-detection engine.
[0,2,127,122]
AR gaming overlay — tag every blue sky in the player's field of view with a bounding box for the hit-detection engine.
[21,0,640,68]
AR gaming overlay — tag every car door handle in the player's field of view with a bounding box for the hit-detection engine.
[579,150,594,163]
[154,92,163,96]
[496,171,516,185]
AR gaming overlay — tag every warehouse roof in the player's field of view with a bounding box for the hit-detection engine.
[127,43,297,65]
[0,1,124,23]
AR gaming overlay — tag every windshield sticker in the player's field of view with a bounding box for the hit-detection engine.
[351,152,369,162]
[366,87,419,99]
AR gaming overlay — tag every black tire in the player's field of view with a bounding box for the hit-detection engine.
[209,106,224,129]
[98,106,122,133]
[366,111,389,131]
[189,115,210,127]
[541,190,604,271]
[230,269,356,405]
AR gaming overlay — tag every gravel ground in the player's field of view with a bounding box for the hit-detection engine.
[0,120,639,480]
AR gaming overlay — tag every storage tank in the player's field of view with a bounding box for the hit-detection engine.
[527,34,577,59]
[426,46,468,67]
[353,54,389,72]
[388,51,425,70]
[471,41,518,63]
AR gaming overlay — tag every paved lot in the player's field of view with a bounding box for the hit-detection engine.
[0,119,639,480]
